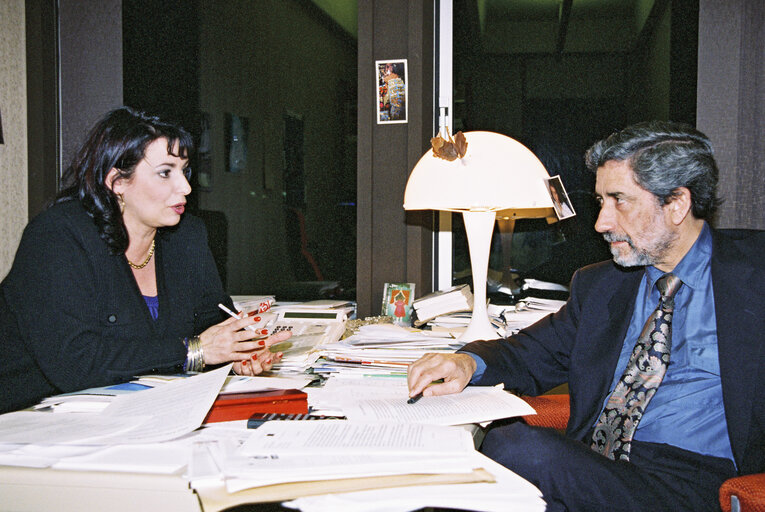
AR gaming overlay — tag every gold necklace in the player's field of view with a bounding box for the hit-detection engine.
[127,240,155,270]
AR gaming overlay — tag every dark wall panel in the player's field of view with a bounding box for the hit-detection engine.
[59,0,123,169]
[356,0,434,317]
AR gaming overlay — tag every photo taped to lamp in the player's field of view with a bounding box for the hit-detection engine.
[546,175,576,220]
[376,59,408,124]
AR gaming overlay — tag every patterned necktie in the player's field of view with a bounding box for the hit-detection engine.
[590,273,683,461]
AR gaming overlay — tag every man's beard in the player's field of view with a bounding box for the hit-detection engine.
[602,230,677,268]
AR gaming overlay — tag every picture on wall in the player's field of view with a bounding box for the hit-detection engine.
[545,175,576,220]
[225,113,249,173]
[376,59,408,124]
[196,112,213,190]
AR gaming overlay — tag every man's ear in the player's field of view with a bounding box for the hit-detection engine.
[667,187,693,225]
[105,168,123,194]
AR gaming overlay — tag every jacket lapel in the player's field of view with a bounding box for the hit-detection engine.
[569,268,642,440]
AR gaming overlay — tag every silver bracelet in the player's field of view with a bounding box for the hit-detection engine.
[183,336,205,373]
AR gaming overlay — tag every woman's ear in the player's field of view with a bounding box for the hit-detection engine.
[105,168,123,194]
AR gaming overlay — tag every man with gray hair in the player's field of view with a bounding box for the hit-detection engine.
[408,121,765,511]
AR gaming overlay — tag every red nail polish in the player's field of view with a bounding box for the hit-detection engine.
[253,316,261,322]
[242,360,249,366]
[260,329,268,335]
[266,358,272,364]
[258,340,265,346]
[251,354,258,360]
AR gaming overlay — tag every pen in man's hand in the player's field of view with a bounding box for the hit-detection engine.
[406,379,444,404]
[407,393,423,405]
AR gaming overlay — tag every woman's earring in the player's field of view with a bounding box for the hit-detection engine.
[118,194,125,214]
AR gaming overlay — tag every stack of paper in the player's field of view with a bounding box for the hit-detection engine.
[232,295,276,315]
[489,296,566,334]
[268,333,328,375]
[281,451,546,512]
[425,312,507,338]
[187,400,542,511]
[191,422,490,496]
[313,324,461,378]
[32,373,313,414]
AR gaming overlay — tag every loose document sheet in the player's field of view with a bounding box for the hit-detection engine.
[341,385,536,426]
[240,421,474,456]
[0,364,232,445]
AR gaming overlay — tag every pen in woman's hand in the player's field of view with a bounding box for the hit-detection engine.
[218,303,263,333]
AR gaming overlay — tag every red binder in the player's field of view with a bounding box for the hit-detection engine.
[203,388,309,423]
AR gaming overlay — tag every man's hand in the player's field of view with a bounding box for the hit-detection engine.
[407,352,477,399]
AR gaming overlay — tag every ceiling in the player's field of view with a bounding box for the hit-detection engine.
[313,0,659,55]
[477,0,657,54]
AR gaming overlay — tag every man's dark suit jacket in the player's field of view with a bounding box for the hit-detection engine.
[461,228,765,476]
[0,200,233,413]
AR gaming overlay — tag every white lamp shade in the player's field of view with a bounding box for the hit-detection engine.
[404,131,555,342]
[404,131,555,220]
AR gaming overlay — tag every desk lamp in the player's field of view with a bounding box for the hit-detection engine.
[404,131,556,342]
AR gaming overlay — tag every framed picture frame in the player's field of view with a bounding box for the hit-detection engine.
[225,113,249,173]
[376,59,408,124]
[195,112,213,190]
[381,282,416,325]
[545,175,576,220]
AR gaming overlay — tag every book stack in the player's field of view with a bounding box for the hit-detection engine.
[411,284,474,326]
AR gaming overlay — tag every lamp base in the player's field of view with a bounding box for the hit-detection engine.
[458,312,501,343]
[457,211,501,343]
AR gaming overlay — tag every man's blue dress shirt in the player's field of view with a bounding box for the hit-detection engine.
[603,222,733,461]
[470,222,734,462]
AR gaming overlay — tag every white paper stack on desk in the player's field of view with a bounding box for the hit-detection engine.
[489,297,566,334]
[188,421,544,511]
[187,389,542,511]
[313,324,461,378]
[282,451,546,512]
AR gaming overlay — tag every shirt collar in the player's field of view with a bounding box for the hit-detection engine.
[645,221,712,291]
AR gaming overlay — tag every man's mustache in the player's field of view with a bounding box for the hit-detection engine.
[602,232,634,246]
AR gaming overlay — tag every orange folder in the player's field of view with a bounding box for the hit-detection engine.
[203,389,308,423]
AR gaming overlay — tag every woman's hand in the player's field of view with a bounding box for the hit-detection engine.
[233,330,290,376]
[197,315,291,374]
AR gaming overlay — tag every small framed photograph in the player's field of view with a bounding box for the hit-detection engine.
[376,59,408,124]
[381,282,415,325]
[546,175,576,220]
[196,112,213,190]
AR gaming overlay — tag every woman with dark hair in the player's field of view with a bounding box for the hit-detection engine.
[0,107,289,413]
